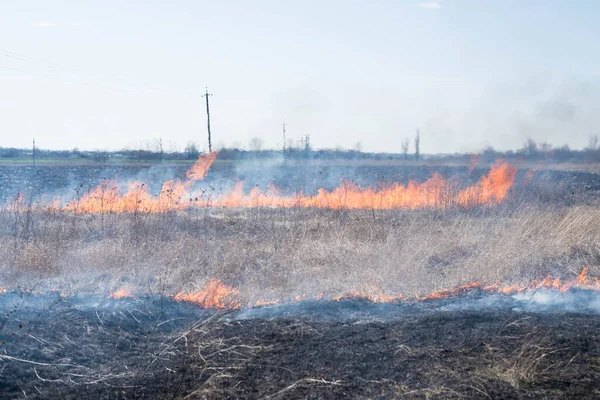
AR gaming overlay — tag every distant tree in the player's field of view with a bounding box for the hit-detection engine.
[353,141,362,152]
[481,146,498,163]
[554,144,572,162]
[249,137,264,151]
[185,141,199,159]
[588,134,599,150]
[539,142,553,153]
[522,138,538,156]
[414,129,421,161]
[401,138,410,160]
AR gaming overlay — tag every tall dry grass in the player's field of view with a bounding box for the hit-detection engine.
[0,191,599,302]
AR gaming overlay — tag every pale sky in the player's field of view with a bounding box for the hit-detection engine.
[1,0,599,153]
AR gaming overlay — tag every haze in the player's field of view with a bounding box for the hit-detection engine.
[1,0,599,153]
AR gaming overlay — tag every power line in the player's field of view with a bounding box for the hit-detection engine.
[0,64,83,85]
[0,48,197,96]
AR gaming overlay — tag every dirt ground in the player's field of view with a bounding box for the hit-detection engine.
[1,293,599,399]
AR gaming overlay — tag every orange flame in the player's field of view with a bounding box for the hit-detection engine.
[333,285,402,303]
[186,151,218,180]
[48,157,517,213]
[418,281,484,301]
[209,161,517,210]
[110,287,133,299]
[173,268,600,310]
[174,279,241,309]
[483,268,600,295]
[61,153,217,213]
[1,269,598,309]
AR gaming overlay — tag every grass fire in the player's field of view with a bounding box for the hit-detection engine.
[22,153,520,213]
[1,151,599,399]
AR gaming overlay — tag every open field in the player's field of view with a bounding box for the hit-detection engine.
[1,158,600,398]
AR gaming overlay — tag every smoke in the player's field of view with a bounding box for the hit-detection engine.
[444,73,600,152]
[513,290,600,313]
[233,289,600,322]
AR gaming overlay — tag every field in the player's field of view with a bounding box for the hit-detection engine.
[1,156,600,399]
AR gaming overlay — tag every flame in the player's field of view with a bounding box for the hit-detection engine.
[174,279,241,310]
[417,281,484,300]
[333,285,402,303]
[483,268,600,295]
[172,268,600,310]
[186,151,218,180]
[110,287,133,299]
[209,161,517,210]
[0,269,598,309]
[254,299,280,307]
[456,161,517,207]
[40,157,517,213]
[61,152,217,214]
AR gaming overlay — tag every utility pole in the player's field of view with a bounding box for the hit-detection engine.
[32,138,36,168]
[203,87,213,152]
[282,122,286,152]
[304,134,311,152]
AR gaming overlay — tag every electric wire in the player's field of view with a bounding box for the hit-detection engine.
[0,48,199,96]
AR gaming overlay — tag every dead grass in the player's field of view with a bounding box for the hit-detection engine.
[0,202,599,299]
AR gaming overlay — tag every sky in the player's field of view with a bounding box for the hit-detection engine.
[0,0,599,154]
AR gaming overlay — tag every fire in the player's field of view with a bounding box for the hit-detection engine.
[418,281,484,300]
[110,287,133,299]
[0,269,598,309]
[333,285,402,303]
[172,268,600,310]
[174,279,241,310]
[186,151,218,180]
[41,156,517,213]
[483,268,600,295]
[456,161,517,207]
[209,161,516,210]
[61,152,218,214]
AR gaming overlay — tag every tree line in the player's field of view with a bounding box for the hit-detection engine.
[1,133,599,163]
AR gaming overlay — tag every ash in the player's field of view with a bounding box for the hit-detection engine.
[1,290,599,399]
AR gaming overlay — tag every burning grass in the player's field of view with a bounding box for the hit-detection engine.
[0,199,599,304]
[1,166,599,398]
[20,154,518,213]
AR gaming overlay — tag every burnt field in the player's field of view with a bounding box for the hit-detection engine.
[1,157,600,399]
[1,292,600,399]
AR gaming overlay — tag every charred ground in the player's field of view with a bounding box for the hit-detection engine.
[1,294,599,399]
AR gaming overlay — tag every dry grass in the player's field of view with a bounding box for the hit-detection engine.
[0,198,599,302]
